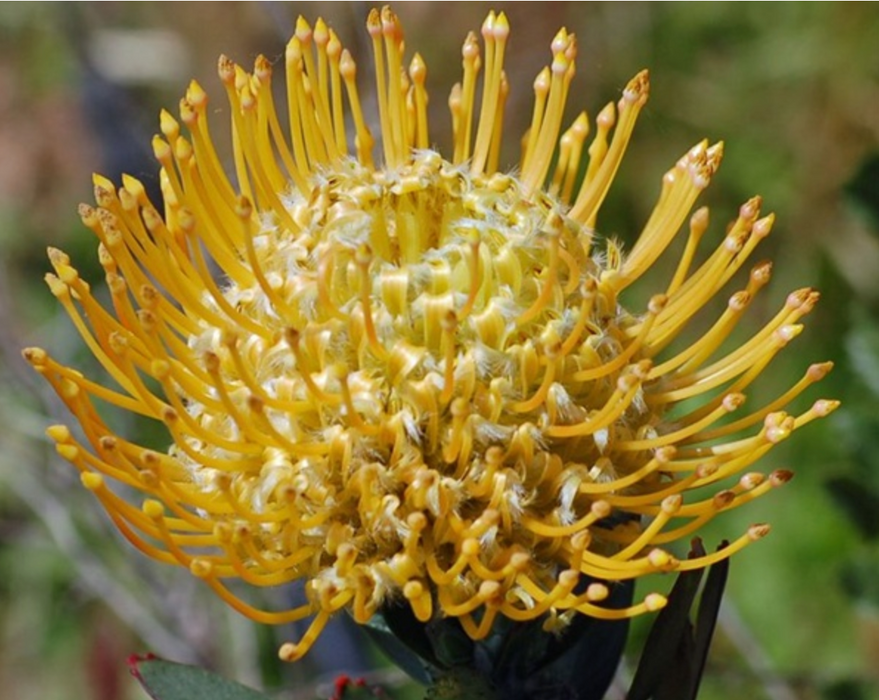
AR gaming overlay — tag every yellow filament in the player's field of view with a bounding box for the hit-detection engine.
[471,12,509,175]
[454,32,480,164]
[521,67,550,175]
[569,70,649,225]
[545,371,644,439]
[521,33,570,196]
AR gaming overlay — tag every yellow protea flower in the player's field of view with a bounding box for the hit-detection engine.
[25,8,835,662]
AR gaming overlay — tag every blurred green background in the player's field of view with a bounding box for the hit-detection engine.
[1,2,878,699]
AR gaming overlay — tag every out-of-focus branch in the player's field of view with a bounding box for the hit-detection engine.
[718,602,802,700]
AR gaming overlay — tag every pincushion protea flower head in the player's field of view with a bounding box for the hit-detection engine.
[25,7,835,663]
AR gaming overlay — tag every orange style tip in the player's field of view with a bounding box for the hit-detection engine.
[550,27,568,54]
[150,359,171,380]
[706,140,724,164]
[78,202,98,225]
[740,196,762,221]
[55,444,79,461]
[690,206,710,233]
[142,499,165,519]
[59,378,80,400]
[186,79,208,109]
[462,32,479,61]
[366,8,381,35]
[770,469,795,487]
[655,446,677,463]
[752,213,775,238]
[648,294,668,314]
[751,260,773,284]
[586,583,609,602]
[570,530,591,551]
[285,36,303,65]
[92,172,115,191]
[696,462,719,479]
[813,399,840,417]
[713,490,735,510]
[481,10,496,36]
[558,569,580,588]
[748,523,771,540]
[644,593,667,612]
[189,558,213,579]
[571,110,590,136]
[647,548,672,569]
[121,174,146,199]
[22,346,48,367]
[80,472,104,491]
[327,30,342,60]
[722,392,746,412]
[380,6,401,37]
[216,54,236,84]
[403,580,424,600]
[787,287,812,309]
[409,53,426,83]
[623,69,650,103]
[591,500,612,519]
[46,424,72,443]
[729,291,751,312]
[766,425,791,445]
[564,35,578,63]
[278,642,305,662]
[462,538,481,556]
[339,49,356,79]
[57,263,80,286]
[509,552,531,571]
[760,408,787,429]
[157,109,180,143]
[775,324,803,344]
[739,472,764,490]
[479,580,502,600]
[179,97,196,126]
[807,361,833,382]
[99,435,117,451]
[533,67,551,94]
[46,246,70,267]
[295,15,313,43]
[313,18,329,46]
[661,494,683,514]
[407,511,428,530]
[493,12,510,40]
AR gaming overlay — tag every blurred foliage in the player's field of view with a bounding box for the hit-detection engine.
[1,3,878,699]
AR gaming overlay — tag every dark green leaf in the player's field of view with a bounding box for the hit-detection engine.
[363,611,435,685]
[426,666,496,700]
[626,541,706,700]
[686,545,730,700]
[424,618,476,669]
[130,656,272,700]
[627,540,731,700]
